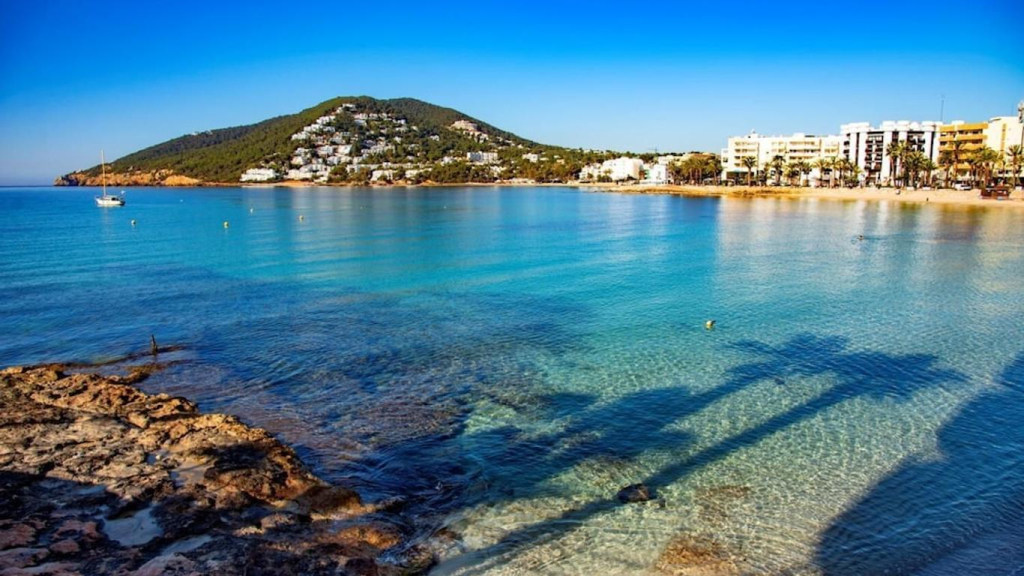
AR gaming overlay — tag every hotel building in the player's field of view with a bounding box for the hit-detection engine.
[840,121,942,185]
[938,110,1023,181]
[720,132,841,183]
[939,121,987,175]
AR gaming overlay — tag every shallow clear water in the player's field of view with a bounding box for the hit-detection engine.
[2,186,1024,574]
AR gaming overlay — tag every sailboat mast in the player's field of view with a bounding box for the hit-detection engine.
[101,150,107,196]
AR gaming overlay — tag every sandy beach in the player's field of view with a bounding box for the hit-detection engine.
[585,183,1024,209]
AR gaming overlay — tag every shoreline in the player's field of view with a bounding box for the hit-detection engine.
[51,180,1024,209]
[585,183,1024,209]
[0,361,434,575]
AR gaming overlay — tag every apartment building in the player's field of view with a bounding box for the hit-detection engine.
[720,132,841,183]
[984,116,1024,155]
[841,121,942,185]
[939,121,987,174]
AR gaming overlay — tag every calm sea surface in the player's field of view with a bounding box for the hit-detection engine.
[2,186,1024,574]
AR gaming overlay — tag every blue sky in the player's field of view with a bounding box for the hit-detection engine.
[1,0,1022,185]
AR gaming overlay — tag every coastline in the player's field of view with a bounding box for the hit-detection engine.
[56,180,1024,209]
[586,183,1024,209]
[0,361,434,575]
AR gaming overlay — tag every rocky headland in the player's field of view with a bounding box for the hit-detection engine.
[54,171,202,187]
[0,363,433,575]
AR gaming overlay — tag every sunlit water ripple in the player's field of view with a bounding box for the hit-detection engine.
[2,186,1023,574]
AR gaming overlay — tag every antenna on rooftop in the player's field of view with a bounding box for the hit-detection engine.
[939,94,945,123]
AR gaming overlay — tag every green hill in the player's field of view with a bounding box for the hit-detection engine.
[59,96,553,184]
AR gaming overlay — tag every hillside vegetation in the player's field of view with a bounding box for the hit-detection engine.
[57,96,606,185]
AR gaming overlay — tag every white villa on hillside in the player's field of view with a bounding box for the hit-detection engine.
[467,151,498,164]
[240,168,278,182]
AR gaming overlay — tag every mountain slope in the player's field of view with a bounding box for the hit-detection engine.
[56,96,564,185]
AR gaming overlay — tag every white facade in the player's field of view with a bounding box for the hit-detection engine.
[641,163,670,185]
[841,120,942,184]
[467,151,498,164]
[579,157,644,181]
[985,116,1024,155]
[240,168,278,182]
[721,132,841,183]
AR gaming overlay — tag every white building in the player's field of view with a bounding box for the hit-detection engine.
[641,163,670,185]
[841,120,942,185]
[286,169,312,181]
[522,153,540,163]
[721,132,841,184]
[985,115,1024,156]
[467,151,498,164]
[579,157,644,181]
[240,168,278,182]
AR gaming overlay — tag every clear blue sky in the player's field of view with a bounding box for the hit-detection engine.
[1,0,1022,185]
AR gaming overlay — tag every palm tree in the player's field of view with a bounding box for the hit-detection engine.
[795,160,811,187]
[741,156,757,186]
[966,156,981,188]
[948,139,965,187]
[835,157,854,187]
[848,164,863,187]
[975,147,1001,188]
[885,140,905,188]
[812,158,831,188]
[922,158,938,187]
[938,150,954,187]
[1007,144,1023,188]
[902,150,927,188]
[785,164,801,186]
[900,145,917,187]
[769,155,785,185]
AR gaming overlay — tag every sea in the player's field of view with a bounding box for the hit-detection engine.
[2,185,1023,575]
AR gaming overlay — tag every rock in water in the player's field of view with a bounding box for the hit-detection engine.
[0,363,429,575]
[617,483,653,503]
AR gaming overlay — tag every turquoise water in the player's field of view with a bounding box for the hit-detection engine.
[2,186,1024,574]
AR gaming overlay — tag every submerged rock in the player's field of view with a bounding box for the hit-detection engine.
[617,483,654,503]
[655,533,739,575]
[0,364,428,575]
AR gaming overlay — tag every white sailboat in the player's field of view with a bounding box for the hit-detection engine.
[94,150,125,207]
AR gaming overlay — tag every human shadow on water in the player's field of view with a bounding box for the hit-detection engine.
[815,351,1024,575]
[436,333,965,574]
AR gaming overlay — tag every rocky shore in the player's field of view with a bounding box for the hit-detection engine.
[0,364,433,575]
[54,171,201,187]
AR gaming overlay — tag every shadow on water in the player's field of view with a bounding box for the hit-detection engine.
[815,351,1024,575]
[165,288,596,514]
[435,334,966,574]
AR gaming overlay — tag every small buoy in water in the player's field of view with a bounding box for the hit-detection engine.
[705,320,716,330]
[223,221,230,228]
[130,219,136,226]
[249,207,254,214]
[857,235,864,241]
[299,214,305,221]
